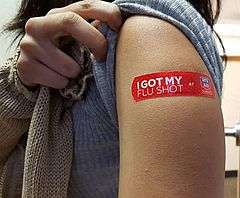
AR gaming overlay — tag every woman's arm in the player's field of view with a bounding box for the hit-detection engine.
[116,16,225,198]
[0,0,123,175]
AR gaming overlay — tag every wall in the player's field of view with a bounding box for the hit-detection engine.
[216,1,240,169]
[221,60,240,170]
[0,0,19,64]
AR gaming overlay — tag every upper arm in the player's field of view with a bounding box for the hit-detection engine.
[115,16,225,198]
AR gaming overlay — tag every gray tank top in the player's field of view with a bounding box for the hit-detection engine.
[68,0,223,197]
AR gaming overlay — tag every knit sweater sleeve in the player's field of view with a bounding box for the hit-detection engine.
[0,49,38,167]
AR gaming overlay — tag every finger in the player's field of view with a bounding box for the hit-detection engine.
[25,13,107,62]
[91,20,102,30]
[20,35,81,79]
[47,0,123,32]
[17,52,69,89]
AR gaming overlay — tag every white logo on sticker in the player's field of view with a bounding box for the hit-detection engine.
[200,76,210,90]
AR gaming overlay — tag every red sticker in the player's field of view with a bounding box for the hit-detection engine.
[132,71,215,102]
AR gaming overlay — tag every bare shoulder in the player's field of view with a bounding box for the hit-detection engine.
[116,15,210,74]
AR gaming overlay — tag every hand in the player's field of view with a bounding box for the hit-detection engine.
[17,0,123,89]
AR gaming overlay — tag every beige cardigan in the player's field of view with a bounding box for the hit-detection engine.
[0,45,92,197]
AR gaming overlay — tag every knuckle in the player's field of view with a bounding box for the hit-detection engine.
[47,8,58,15]
[110,4,122,24]
[111,4,120,15]
[80,0,94,9]
[56,78,69,89]
[112,4,121,19]
[19,38,34,52]
[25,18,38,34]
[60,12,80,27]
[61,63,81,78]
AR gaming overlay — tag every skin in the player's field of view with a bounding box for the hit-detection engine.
[15,1,224,196]
[116,16,225,198]
[16,0,123,89]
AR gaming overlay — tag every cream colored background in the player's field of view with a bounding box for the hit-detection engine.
[0,0,19,64]
[216,0,240,171]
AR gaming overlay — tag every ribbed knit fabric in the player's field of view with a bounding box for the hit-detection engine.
[70,0,223,197]
[0,0,223,197]
[0,48,89,197]
[68,80,119,197]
